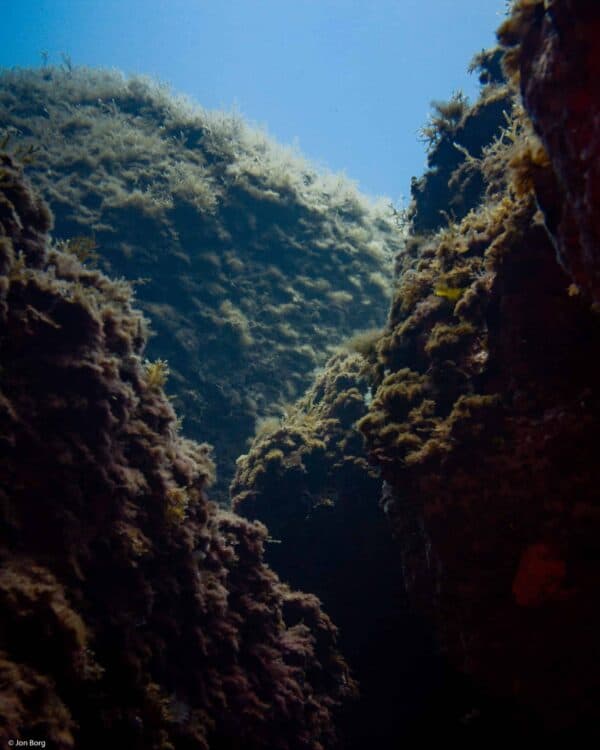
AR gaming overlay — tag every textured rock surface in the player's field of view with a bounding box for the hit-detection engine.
[232,347,533,741]
[500,0,600,302]
[236,24,600,735]
[358,22,600,732]
[0,67,402,499]
[3,3,600,742]
[0,154,354,749]
[232,52,567,742]
[232,351,439,744]
[410,48,512,234]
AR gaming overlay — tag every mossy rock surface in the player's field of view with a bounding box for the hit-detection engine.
[360,33,600,730]
[0,66,402,499]
[0,153,354,749]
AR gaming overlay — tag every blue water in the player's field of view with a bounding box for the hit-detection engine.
[1,0,505,200]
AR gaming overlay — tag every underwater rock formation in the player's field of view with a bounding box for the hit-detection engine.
[0,68,402,500]
[233,47,562,742]
[0,154,354,749]
[357,19,600,734]
[4,2,599,742]
[499,0,600,303]
[232,349,380,542]
[231,350,440,745]
[235,19,600,736]
[409,48,512,234]
[232,343,521,742]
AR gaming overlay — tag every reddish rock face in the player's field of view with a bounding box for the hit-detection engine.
[500,0,600,302]
[512,543,568,608]
[365,191,600,732]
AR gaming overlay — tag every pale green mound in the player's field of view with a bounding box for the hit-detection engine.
[0,66,402,498]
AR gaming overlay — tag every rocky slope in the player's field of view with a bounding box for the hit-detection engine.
[0,67,402,499]
[3,0,599,743]
[0,154,354,749]
[232,50,536,742]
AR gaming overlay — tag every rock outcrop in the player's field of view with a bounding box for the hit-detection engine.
[358,7,600,732]
[235,10,600,737]
[0,154,354,749]
[3,1,600,743]
[0,67,402,499]
[500,0,600,303]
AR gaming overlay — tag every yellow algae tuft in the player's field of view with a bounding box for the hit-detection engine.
[144,358,170,389]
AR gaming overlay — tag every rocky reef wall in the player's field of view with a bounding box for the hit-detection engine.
[500,0,600,302]
[361,4,600,733]
[3,1,600,744]
[0,154,354,749]
[232,347,516,743]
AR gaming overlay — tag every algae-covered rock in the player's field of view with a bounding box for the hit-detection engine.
[0,153,354,749]
[231,350,421,746]
[232,350,380,539]
[232,41,586,741]
[358,30,600,733]
[232,343,519,744]
[0,66,402,499]
[410,47,513,234]
[499,0,600,304]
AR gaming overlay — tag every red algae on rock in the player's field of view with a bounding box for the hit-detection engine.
[0,153,354,749]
